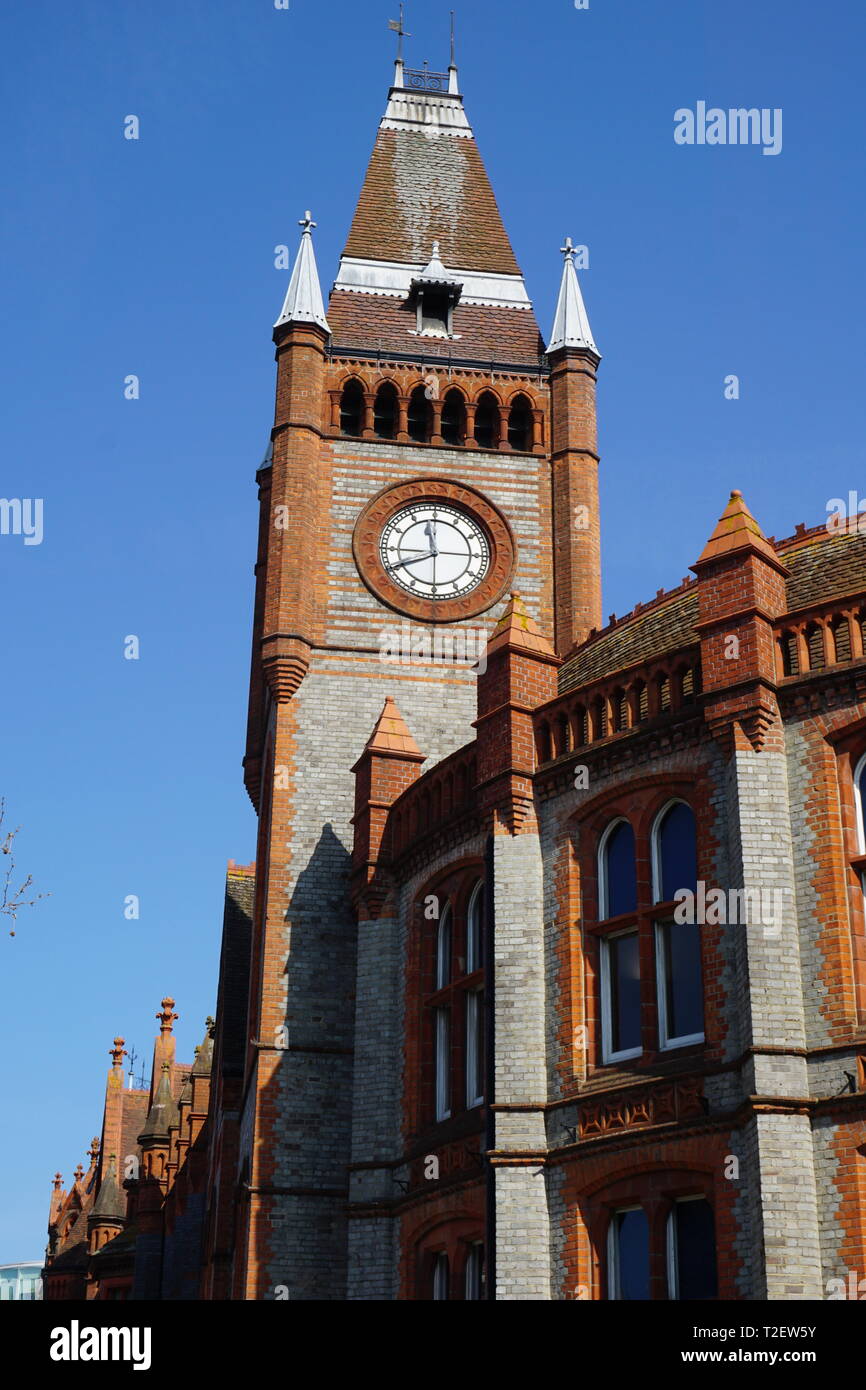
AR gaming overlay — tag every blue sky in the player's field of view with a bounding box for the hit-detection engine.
[1,0,864,1259]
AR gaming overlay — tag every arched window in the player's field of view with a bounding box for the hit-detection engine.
[598,820,640,1063]
[465,882,485,1108]
[408,384,431,443]
[607,1207,650,1300]
[603,1185,718,1301]
[652,801,703,1050]
[666,1198,717,1300]
[652,801,698,903]
[599,819,637,919]
[339,379,364,437]
[373,382,398,439]
[441,387,466,446]
[854,753,866,856]
[432,1251,449,1301]
[507,394,533,451]
[473,391,500,450]
[464,1241,485,1300]
[434,905,452,1122]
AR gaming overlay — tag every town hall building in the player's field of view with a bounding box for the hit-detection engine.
[46,41,866,1301]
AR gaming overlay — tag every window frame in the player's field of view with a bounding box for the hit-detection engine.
[600,926,643,1063]
[665,1195,718,1301]
[651,800,704,1051]
[606,1204,649,1301]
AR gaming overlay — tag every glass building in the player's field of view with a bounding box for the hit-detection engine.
[0,1262,43,1300]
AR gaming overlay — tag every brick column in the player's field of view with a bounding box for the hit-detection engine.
[548,347,602,656]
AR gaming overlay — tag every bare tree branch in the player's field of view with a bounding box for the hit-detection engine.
[1,798,50,936]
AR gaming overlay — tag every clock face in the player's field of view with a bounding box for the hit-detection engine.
[380,503,491,601]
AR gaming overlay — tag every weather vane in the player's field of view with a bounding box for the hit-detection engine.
[388,5,411,64]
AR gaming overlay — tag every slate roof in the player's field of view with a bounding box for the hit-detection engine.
[343,128,522,274]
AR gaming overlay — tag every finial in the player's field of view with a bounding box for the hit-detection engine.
[560,237,575,261]
[299,211,316,235]
[206,1015,215,1034]
[156,997,178,1034]
[73,1163,84,1183]
[110,1037,127,1068]
[450,11,456,67]
[161,1061,171,1074]
[53,1172,63,1189]
[388,5,411,65]
[88,1137,100,1163]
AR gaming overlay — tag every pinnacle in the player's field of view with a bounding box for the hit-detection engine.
[486,593,558,660]
[362,697,425,760]
[695,489,780,567]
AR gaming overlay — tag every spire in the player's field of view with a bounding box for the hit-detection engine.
[91,1155,125,1223]
[548,238,599,357]
[274,213,331,334]
[140,1062,178,1141]
[361,697,425,760]
[695,490,784,570]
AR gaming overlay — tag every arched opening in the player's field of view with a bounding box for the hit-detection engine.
[441,387,467,446]
[831,615,852,664]
[373,382,398,439]
[408,384,432,443]
[780,631,799,677]
[339,379,364,437]
[507,393,533,451]
[805,622,826,671]
[473,391,500,450]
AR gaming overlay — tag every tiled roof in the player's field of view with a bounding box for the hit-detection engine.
[559,587,699,694]
[558,522,866,696]
[327,290,543,366]
[779,525,866,611]
[344,128,521,274]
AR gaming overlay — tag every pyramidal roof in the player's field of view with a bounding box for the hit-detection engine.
[327,54,543,365]
[548,239,598,356]
[358,697,426,761]
[275,213,331,334]
[487,594,559,663]
[695,490,786,570]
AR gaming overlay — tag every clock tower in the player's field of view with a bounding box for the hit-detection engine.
[237,43,600,1299]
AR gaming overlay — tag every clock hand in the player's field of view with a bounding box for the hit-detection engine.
[424,520,439,554]
[391,550,436,572]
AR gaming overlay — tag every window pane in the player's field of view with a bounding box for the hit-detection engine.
[661,920,703,1041]
[657,802,697,901]
[611,1208,650,1300]
[609,932,641,1054]
[465,990,484,1106]
[435,1008,450,1120]
[602,821,637,918]
[467,884,484,973]
[432,1252,449,1300]
[436,908,451,990]
[465,1244,484,1300]
[858,760,866,849]
[672,1200,717,1300]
